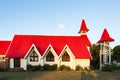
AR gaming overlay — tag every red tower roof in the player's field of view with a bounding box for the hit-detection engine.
[98,28,114,43]
[78,19,89,33]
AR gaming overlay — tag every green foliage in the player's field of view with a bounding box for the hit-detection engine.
[27,65,42,71]
[27,64,58,71]
[58,65,71,71]
[90,44,100,69]
[43,64,51,71]
[102,64,117,71]
[102,64,112,71]
[50,64,57,71]
[75,65,83,71]
[0,68,5,72]
[112,45,120,63]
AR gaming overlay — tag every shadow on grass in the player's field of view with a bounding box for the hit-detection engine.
[0,77,9,80]
[81,70,99,80]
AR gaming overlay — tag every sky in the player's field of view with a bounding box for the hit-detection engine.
[0,0,120,48]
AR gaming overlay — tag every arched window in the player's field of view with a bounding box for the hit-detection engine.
[46,51,54,61]
[62,51,70,61]
[30,51,38,62]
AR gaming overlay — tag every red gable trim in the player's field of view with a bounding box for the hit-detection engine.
[42,44,58,58]
[24,44,41,59]
[59,45,75,59]
[78,19,89,33]
[0,41,11,55]
[98,28,114,43]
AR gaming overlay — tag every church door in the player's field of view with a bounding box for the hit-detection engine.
[14,58,20,68]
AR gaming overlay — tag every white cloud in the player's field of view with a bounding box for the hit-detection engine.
[57,24,65,29]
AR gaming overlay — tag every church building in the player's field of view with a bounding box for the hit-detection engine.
[0,19,92,70]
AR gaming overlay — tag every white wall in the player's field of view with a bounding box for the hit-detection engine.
[9,58,14,68]
[59,47,76,70]
[76,59,90,69]
[60,58,76,70]
[21,59,27,70]
[9,58,27,70]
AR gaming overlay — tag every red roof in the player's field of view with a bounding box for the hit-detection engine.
[0,41,11,55]
[78,19,89,33]
[6,35,92,59]
[98,28,114,43]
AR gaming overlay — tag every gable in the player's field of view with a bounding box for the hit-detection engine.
[25,44,41,59]
[42,44,58,59]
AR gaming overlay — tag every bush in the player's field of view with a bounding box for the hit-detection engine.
[75,65,83,71]
[27,65,41,71]
[102,64,116,71]
[27,65,34,71]
[34,65,42,71]
[102,64,112,71]
[27,64,58,71]
[50,64,57,71]
[59,65,71,71]
[0,68,5,72]
[43,64,51,71]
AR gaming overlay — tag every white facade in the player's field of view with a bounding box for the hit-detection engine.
[9,44,91,71]
[76,59,90,69]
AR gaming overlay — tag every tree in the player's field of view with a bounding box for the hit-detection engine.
[112,45,120,64]
[90,44,100,69]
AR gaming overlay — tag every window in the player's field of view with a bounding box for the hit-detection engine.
[62,51,70,61]
[46,51,54,61]
[30,51,38,62]
[2,57,4,60]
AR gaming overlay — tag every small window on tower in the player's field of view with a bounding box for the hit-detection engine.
[2,57,5,60]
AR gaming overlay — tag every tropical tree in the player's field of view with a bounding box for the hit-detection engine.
[112,45,120,64]
[90,44,100,69]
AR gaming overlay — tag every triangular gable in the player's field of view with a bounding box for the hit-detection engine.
[24,44,41,59]
[59,45,75,59]
[42,44,58,59]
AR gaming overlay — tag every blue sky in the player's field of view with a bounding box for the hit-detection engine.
[0,0,120,48]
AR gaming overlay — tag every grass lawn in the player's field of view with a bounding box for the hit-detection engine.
[0,70,120,80]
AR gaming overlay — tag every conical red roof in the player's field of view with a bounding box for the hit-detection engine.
[78,19,89,33]
[98,28,114,43]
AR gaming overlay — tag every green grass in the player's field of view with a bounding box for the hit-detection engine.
[0,70,120,80]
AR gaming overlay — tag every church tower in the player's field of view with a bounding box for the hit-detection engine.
[78,19,89,35]
[98,28,114,70]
